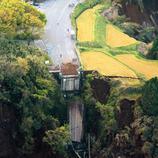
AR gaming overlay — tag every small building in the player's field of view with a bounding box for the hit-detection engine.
[49,62,82,96]
[59,63,81,92]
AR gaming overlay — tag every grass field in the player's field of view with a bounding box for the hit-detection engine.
[116,54,158,79]
[106,24,138,48]
[81,51,137,77]
[76,5,102,42]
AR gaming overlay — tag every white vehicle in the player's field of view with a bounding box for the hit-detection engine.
[70,30,76,40]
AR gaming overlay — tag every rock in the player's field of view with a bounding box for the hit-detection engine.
[102,6,119,20]
[137,42,149,56]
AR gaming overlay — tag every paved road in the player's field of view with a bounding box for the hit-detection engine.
[36,0,79,65]
[69,101,84,142]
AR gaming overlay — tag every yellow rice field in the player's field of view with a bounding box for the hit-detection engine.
[81,51,137,77]
[106,24,138,48]
[76,5,102,42]
[116,54,158,79]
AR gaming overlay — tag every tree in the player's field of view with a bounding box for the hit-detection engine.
[147,36,158,59]
[0,0,46,39]
[0,37,67,156]
[0,38,43,59]
[141,77,158,116]
[43,126,70,157]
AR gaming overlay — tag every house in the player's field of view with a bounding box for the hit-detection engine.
[59,63,81,92]
[49,62,82,95]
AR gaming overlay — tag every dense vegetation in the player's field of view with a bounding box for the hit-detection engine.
[147,37,158,59]
[82,75,158,158]
[0,1,69,158]
[1,0,158,158]
[76,0,158,157]
[0,0,46,40]
[0,39,70,158]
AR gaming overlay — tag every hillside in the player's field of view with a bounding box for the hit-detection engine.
[1,0,158,158]
[73,0,158,157]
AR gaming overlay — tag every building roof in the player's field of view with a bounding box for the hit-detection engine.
[61,63,79,75]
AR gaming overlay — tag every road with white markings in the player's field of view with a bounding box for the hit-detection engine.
[37,0,79,65]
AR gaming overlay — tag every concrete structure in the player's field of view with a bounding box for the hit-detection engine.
[49,63,83,143]
[60,63,81,92]
[69,101,84,142]
[49,63,81,93]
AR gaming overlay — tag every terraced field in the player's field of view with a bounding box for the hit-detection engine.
[116,54,158,79]
[81,51,137,77]
[76,5,102,42]
[106,24,138,48]
[76,3,158,80]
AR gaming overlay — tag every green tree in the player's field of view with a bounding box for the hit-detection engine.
[147,36,158,59]
[43,126,70,157]
[141,77,158,116]
[0,0,46,39]
[0,38,67,156]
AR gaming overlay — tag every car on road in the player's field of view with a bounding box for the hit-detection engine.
[70,30,76,40]
[28,1,40,7]
[33,3,39,6]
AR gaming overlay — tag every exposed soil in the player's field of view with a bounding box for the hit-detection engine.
[122,4,151,25]
[116,99,135,129]
[121,1,158,26]
[90,78,110,104]
[112,99,145,158]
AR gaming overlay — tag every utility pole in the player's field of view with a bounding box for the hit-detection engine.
[88,133,91,158]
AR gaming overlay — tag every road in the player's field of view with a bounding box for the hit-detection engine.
[69,101,84,142]
[36,0,79,65]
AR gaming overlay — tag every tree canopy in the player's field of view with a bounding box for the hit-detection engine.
[0,0,46,39]
[0,37,69,157]
[141,77,158,116]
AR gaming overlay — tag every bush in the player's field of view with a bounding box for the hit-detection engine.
[43,126,70,157]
